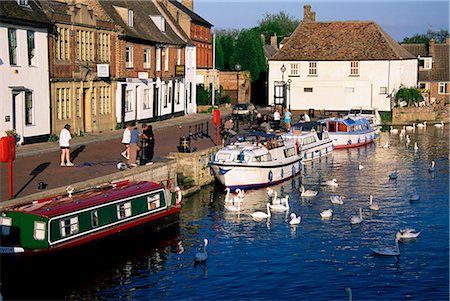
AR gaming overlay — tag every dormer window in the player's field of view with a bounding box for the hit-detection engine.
[418,57,432,70]
[150,15,165,32]
[128,9,134,27]
[17,0,29,6]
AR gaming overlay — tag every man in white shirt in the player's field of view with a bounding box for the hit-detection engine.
[59,124,73,167]
[273,109,281,130]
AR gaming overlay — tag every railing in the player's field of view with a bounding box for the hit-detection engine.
[188,122,209,141]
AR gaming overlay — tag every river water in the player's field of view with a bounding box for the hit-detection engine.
[2,127,449,300]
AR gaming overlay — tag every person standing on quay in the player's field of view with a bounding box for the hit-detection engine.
[128,125,140,168]
[121,122,132,159]
[284,108,292,132]
[273,109,281,131]
[59,124,74,167]
[141,123,154,165]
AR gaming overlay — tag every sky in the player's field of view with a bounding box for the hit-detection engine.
[195,0,450,42]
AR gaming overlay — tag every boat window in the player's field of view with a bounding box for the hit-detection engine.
[349,109,360,115]
[91,211,99,228]
[60,217,79,237]
[338,122,347,132]
[117,202,132,219]
[0,216,12,236]
[284,147,296,158]
[216,153,231,162]
[303,136,316,145]
[362,110,374,115]
[147,193,161,210]
[254,153,272,162]
[328,122,336,132]
[323,132,329,139]
[34,221,46,240]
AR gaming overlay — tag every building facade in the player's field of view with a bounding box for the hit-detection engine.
[0,0,52,144]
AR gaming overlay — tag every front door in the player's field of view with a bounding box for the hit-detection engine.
[82,88,88,132]
[153,86,159,120]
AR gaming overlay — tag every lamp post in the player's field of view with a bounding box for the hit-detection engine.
[280,64,286,83]
[287,78,292,110]
[235,63,241,133]
[280,64,286,110]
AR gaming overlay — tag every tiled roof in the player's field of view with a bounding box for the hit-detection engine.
[402,42,449,81]
[401,44,429,57]
[168,0,212,27]
[263,45,277,59]
[0,0,51,27]
[98,0,186,46]
[271,21,416,61]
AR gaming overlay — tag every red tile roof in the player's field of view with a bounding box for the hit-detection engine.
[271,21,415,61]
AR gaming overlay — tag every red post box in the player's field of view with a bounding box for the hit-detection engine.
[213,109,220,126]
[0,136,16,162]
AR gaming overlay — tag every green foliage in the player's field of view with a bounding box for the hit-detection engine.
[215,32,236,71]
[396,87,423,106]
[48,133,59,142]
[258,11,299,44]
[215,36,225,70]
[219,94,231,104]
[379,111,392,124]
[196,85,211,106]
[401,29,449,44]
[116,123,123,130]
[5,130,16,136]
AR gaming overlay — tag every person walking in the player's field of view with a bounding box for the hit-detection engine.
[141,123,155,165]
[121,122,132,159]
[284,108,292,132]
[59,124,74,167]
[273,109,281,131]
[128,125,140,168]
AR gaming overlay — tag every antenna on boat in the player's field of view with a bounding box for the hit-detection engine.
[66,186,74,198]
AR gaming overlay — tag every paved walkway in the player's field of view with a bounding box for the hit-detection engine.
[0,111,227,201]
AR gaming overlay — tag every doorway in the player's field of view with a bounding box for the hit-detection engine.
[153,86,159,119]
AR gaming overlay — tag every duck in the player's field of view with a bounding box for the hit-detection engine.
[397,228,421,240]
[194,238,208,262]
[269,195,289,211]
[414,142,419,151]
[358,162,364,170]
[320,209,333,218]
[250,203,271,219]
[434,121,444,128]
[300,185,318,197]
[389,171,398,180]
[322,178,338,187]
[369,195,379,211]
[289,213,302,225]
[371,233,401,256]
[428,160,436,172]
[409,193,420,201]
[406,123,415,131]
[416,121,427,128]
[224,188,242,204]
[390,126,399,134]
[350,208,363,224]
[330,195,344,205]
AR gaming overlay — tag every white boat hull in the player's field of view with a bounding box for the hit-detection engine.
[329,130,376,149]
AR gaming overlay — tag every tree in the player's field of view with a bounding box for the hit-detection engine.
[395,87,423,106]
[215,36,225,70]
[258,11,299,44]
[401,29,449,44]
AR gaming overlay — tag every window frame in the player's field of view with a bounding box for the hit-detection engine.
[128,9,134,27]
[8,28,17,66]
[117,202,132,219]
[350,61,359,76]
[308,62,317,76]
[438,82,449,95]
[125,45,133,68]
[27,30,36,66]
[34,221,46,240]
[25,91,34,125]
[290,63,299,76]
[144,48,151,69]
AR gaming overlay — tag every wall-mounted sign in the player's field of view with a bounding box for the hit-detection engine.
[137,72,149,79]
[175,65,185,76]
[97,64,110,77]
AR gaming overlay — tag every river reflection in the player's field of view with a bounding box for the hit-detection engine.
[2,127,449,301]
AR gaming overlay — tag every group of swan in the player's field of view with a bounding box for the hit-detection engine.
[224,188,245,211]
[371,229,421,257]
[269,194,289,211]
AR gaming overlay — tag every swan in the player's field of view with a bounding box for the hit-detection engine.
[414,142,419,151]
[390,126,399,134]
[322,178,338,187]
[350,208,363,224]
[389,171,398,180]
[270,195,289,211]
[194,238,208,262]
[371,233,401,256]
[320,209,333,218]
[428,160,436,172]
[224,199,241,211]
[235,188,245,199]
[405,135,411,144]
[300,185,318,197]
[409,193,420,201]
[330,195,344,205]
[266,187,274,197]
[358,162,364,170]
[251,203,271,219]
[417,121,426,128]
[345,287,353,301]
[397,228,421,240]
[434,121,444,128]
[369,195,379,211]
[224,188,242,204]
[289,213,301,225]
[399,126,406,137]
[406,123,415,131]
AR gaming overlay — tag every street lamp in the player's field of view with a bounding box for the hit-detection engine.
[235,63,241,103]
[280,64,286,82]
[287,78,292,110]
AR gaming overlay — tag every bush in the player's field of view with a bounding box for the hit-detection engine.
[196,85,211,106]
[48,133,59,142]
[396,87,423,106]
[219,95,231,104]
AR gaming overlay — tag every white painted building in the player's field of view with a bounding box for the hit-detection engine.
[268,7,417,112]
[0,0,51,143]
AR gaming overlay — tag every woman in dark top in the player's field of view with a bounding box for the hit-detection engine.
[141,123,155,164]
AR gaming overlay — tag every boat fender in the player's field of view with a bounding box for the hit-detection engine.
[295,141,300,155]
[358,138,361,144]
[175,187,182,205]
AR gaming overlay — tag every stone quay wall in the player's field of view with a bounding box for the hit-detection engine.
[393,107,450,124]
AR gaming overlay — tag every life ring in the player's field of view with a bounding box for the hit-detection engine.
[175,187,182,205]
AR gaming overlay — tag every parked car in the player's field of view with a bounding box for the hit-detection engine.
[231,103,258,120]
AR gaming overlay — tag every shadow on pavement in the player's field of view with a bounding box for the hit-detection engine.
[70,145,86,162]
[14,162,51,198]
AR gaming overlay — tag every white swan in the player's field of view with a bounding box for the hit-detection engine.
[224,188,242,204]
[235,188,245,200]
[399,126,406,137]
[397,228,421,240]
[300,185,318,197]
[266,187,274,197]
[194,238,208,262]
[320,209,333,218]
[350,208,363,224]
[358,162,364,170]
[390,126,399,134]
[428,160,436,172]
[330,195,344,205]
[416,121,426,128]
[414,142,419,151]
[409,193,420,201]
[289,213,301,225]
[389,171,398,180]
[345,287,353,301]
[434,121,444,128]
[371,233,401,256]
[406,123,415,131]
[251,203,271,219]
[322,178,338,187]
[405,135,411,144]
[270,195,289,211]
[369,195,379,211]
[224,199,241,211]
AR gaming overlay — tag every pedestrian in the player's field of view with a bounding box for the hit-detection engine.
[284,108,292,131]
[128,125,140,168]
[141,123,154,165]
[59,124,74,167]
[121,122,132,159]
[224,119,236,136]
[273,109,281,130]
[303,112,311,122]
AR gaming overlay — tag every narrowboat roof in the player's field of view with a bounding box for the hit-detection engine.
[5,181,165,218]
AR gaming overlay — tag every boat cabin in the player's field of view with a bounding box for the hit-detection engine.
[320,118,372,133]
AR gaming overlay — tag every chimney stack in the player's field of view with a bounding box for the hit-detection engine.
[303,5,316,23]
[429,38,435,58]
[446,37,450,45]
[260,33,266,45]
[270,33,278,49]
[181,0,193,10]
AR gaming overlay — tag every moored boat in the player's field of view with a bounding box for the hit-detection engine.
[345,106,382,129]
[282,121,334,161]
[0,180,182,255]
[210,132,302,190]
[319,117,376,149]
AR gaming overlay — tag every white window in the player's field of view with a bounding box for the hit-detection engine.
[143,89,151,110]
[56,88,71,120]
[144,48,151,69]
[125,90,133,112]
[156,48,161,71]
[126,46,133,68]
[147,194,161,210]
[8,28,17,65]
[56,27,70,60]
[350,61,359,76]
[91,87,96,115]
[76,30,94,61]
[18,0,29,6]
[76,88,81,117]
[150,15,165,32]
[99,86,111,114]
[34,221,46,240]
[128,9,134,27]
[91,211,99,227]
[164,47,169,71]
[117,202,132,219]
[25,91,34,125]
[439,82,449,94]
[344,87,354,93]
[60,217,79,237]
[177,48,181,65]
[27,30,36,66]
[419,57,432,70]
[308,62,317,76]
[290,63,299,76]
[379,87,388,95]
[1,216,11,236]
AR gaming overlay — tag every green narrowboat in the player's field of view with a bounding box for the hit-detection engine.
[0,180,182,254]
